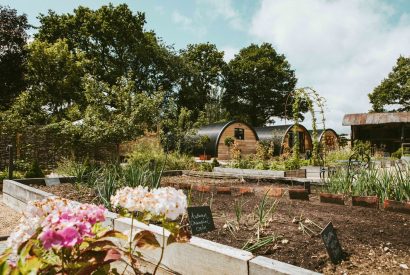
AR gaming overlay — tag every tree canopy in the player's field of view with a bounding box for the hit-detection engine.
[179,43,227,120]
[222,43,299,126]
[36,4,180,96]
[0,6,30,110]
[369,56,410,112]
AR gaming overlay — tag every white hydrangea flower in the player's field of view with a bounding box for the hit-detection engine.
[111,186,187,220]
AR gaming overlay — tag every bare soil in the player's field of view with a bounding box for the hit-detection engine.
[34,176,410,274]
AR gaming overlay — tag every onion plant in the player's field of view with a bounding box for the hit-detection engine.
[325,162,410,202]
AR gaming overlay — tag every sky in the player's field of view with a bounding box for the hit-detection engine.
[2,0,410,134]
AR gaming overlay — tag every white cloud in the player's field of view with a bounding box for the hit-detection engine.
[172,11,192,28]
[196,0,244,30]
[221,46,239,62]
[250,0,410,133]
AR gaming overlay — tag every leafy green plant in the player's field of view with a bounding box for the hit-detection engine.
[24,160,44,178]
[242,235,279,253]
[94,164,122,210]
[234,197,246,225]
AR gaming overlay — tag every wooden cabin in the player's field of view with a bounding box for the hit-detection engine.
[195,121,259,160]
[309,129,339,151]
[255,124,313,157]
[343,112,410,154]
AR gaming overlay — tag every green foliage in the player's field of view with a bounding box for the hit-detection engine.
[391,148,403,159]
[126,139,195,171]
[224,136,235,147]
[159,104,196,153]
[352,140,371,156]
[222,43,299,126]
[284,158,301,170]
[179,43,227,120]
[325,164,410,202]
[36,4,180,94]
[0,169,24,181]
[26,39,86,120]
[338,133,349,148]
[324,148,353,166]
[211,158,220,167]
[0,6,30,110]
[292,88,326,166]
[24,160,44,178]
[369,56,410,112]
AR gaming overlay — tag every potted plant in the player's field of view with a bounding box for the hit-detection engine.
[224,136,235,160]
[198,135,211,161]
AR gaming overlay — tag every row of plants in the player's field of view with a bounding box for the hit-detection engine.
[324,163,410,202]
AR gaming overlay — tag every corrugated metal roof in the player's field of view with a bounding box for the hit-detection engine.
[342,112,410,126]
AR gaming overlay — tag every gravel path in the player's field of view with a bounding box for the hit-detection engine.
[0,194,21,237]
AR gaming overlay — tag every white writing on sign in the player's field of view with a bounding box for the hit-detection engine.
[190,212,211,231]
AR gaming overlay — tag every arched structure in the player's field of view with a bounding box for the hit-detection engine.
[195,120,259,159]
[255,124,313,156]
[309,129,339,151]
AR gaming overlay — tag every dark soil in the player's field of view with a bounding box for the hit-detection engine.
[35,176,410,274]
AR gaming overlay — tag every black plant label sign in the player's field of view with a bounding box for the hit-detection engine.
[321,222,344,264]
[187,206,215,235]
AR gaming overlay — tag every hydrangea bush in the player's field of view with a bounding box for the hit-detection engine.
[0,186,190,274]
[111,186,190,274]
[0,198,125,274]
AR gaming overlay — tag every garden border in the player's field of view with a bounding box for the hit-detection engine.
[2,179,321,275]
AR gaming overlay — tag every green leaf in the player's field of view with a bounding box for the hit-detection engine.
[133,230,160,249]
[96,230,127,241]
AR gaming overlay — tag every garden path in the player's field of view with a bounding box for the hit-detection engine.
[0,194,22,254]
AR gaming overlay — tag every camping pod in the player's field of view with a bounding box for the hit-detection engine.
[194,120,259,160]
[255,124,313,156]
[309,129,339,151]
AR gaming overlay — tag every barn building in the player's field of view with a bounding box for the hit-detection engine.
[342,112,410,154]
[309,129,339,151]
[195,120,259,160]
[255,124,313,156]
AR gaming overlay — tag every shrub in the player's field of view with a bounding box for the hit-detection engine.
[391,148,403,159]
[211,158,220,167]
[24,160,44,178]
[324,148,352,166]
[126,138,195,170]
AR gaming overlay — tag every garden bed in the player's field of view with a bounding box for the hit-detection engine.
[31,176,410,274]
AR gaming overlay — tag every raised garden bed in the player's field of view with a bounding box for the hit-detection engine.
[2,178,319,275]
[319,193,345,205]
[383,199,410,215]
[351,195,379,209]
[7,175,410,274]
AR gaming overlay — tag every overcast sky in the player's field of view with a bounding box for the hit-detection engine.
[3,0,410,134]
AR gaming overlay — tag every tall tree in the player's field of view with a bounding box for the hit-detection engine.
[222,43,298,126]
[36,4,180,97]
[26,39,86,121]
[369,56,410,112]
[0,6,30,110]
[179,43,227,120]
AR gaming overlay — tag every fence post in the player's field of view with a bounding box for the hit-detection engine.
[6,145,13,179]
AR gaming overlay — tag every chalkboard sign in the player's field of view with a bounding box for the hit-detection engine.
[320,222,344,264]
[187,206,215,235]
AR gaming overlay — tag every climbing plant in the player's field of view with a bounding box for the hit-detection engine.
[290,87,326,167]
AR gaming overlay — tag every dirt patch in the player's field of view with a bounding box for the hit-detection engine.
[31,176,410,274]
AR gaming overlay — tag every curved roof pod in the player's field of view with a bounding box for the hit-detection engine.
[308,129,338,142]
[309,128,339,150]
[255,124,313,155]
[196,120,259,157]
